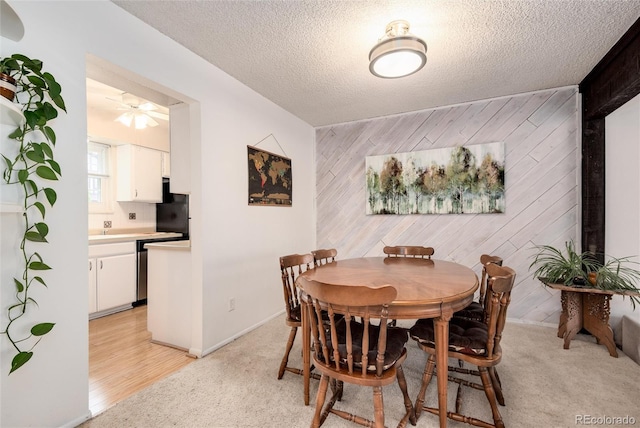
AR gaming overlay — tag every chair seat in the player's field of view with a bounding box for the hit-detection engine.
[287,304,302,322]
[453,301,484,322]
[409,317,488,356]
[325,318,408,371]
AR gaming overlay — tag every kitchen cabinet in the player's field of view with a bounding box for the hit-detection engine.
[161,151,170,178]
[116,144,162,202]
[89,242,136,317]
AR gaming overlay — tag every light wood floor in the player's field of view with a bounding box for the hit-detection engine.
[89,305,194,416]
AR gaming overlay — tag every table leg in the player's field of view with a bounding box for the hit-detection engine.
[559,290,583,349]
[434,311,452,428]
[583,293,618,357]
[302,299,311,405]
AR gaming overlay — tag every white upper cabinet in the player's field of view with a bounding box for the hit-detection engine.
[116,144,162,202]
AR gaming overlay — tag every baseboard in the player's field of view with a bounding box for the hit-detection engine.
[506,318,558,329]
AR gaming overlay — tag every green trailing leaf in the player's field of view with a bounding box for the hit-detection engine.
[33,201,46,218]
[24,110,38,129]
[10,352,33,374]
[28,261,51,270]
[34,222,49,238]
[27,74,45,88]
[8,127,23,139]
[31,323,55,336]
[40,141,53,157]
[36,165,58,180]
[32,276,46,287]
[43,187,57,205]
[25,231,47,242]
[26,180,39,197]
[46,159,61,175]
[26,150,45,164]
[13,278,24,293]
[2,154,12,170]
[42,102,58,120]
[18,169,28,184]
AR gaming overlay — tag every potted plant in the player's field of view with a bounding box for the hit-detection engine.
[0,57,18,101]
[529,241,600,286]
[0,53,65,373]
[529,241,640,308]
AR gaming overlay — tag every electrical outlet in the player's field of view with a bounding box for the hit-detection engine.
[103,221,112,228]
[228,297,236,312]
[129,213,136,220]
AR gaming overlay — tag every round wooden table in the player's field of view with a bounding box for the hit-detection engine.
[297,257,479,428]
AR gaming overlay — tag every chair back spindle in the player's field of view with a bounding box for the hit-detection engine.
[478,254,503,309]
[312,248,338,266]
[383,245,434,259]
[280,253,314,322]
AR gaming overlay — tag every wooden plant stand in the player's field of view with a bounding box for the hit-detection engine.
[544,282,630,357]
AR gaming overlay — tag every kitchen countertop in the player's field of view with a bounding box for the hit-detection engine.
[88,231,184,245]
[145,240,191,251]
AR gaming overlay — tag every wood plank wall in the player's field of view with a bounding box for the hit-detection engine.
[315,87,578,324]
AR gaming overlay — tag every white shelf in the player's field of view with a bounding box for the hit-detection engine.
[0,203,22,214]
[0,96,22,126]
[1,1,25,42]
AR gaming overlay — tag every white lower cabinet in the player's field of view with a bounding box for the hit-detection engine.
[88,242,136,316]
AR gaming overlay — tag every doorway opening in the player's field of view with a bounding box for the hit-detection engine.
[85,54,193,416]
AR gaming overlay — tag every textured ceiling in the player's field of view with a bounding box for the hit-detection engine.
[110,0,640,127]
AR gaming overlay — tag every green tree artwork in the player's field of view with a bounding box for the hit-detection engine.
[365,142,505,215]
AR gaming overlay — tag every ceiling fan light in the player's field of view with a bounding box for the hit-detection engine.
[369,21,427,79]
[134,114,148,129]
[116,112,134,127]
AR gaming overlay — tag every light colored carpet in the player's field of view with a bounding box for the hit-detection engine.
[79,315,640,428]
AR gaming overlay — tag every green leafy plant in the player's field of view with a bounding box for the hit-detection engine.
[529,240,640,308]
[592,257,640,309]
[529,241,600,285]
[0,54,66,374]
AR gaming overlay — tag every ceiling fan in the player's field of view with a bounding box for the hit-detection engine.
[108,92,169,129]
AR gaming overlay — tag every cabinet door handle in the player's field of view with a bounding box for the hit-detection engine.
[135,189,138,197]
[89,261,93,271]
[100,260,103,269]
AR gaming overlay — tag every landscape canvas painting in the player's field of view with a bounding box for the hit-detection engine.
[247,146,292,206]
[365,142,505,215]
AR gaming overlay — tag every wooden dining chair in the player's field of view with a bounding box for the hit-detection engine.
[454,254,504,322]
[383,245,434,259]
[409,263,516,428]
[312,248,337,266]
[383,245,435,326]
[300,277,415,428]
[278,253,318,381]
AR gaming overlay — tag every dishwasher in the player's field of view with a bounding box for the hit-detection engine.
[135,235,188,305]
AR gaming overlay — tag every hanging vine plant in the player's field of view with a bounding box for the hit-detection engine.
[0,54,66,374]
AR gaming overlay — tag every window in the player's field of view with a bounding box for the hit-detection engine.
[88,141,112,213]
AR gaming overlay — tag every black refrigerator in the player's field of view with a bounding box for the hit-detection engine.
[156,178,189,236]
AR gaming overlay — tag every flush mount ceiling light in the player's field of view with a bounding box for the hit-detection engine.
[369,20,427,79]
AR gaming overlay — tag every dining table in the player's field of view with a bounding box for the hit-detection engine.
[296,256,479,428]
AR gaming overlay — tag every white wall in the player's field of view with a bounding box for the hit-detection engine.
[605,93,640,328]
[0,1,315,427]
[316,87,580,326]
